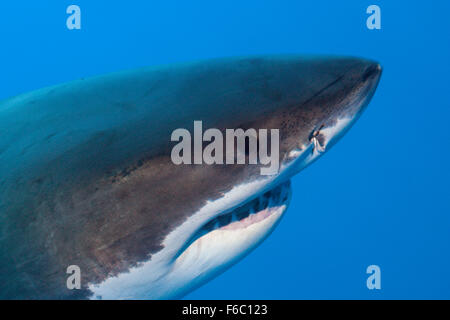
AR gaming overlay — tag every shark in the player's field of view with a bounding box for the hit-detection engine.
[0,55,381,299]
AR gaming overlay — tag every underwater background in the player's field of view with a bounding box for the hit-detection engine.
[0,0,449,299]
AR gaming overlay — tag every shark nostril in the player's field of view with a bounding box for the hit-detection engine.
[311,131,326,154]
[314,124,324,137]
[309,124,325,143]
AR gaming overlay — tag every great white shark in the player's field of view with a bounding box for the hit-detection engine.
[0,55,381,299]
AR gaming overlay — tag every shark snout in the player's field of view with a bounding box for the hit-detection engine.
[349,59,382,119]
[312,59,382,154]
[279,57,382,169]
[358,61,382,107]
[362,62,382,83]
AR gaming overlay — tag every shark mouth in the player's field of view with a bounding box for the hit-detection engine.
[173,180,292,263]
[88,181,293,300]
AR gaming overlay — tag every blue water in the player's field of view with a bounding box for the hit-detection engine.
[1,1,449,299]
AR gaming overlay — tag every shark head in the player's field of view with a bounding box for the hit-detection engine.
[83,56,382,299]
[0,55,381,299]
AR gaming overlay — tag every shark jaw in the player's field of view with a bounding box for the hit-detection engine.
[167,181,291,298]
[87,180,291,300]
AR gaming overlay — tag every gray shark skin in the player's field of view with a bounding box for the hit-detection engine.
[0,56,381,299]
